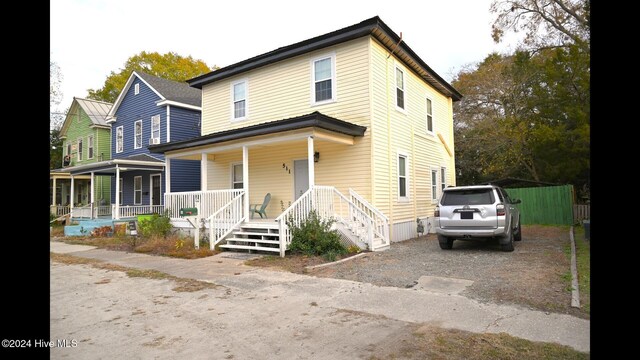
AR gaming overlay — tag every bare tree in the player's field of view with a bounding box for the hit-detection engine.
[50,60,65,130]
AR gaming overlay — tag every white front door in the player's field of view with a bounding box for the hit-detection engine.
[293,159,309,200]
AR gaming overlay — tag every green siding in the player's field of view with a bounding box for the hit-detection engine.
[505,185,574,225]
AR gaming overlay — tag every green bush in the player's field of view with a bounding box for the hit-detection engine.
[138,213,173,238]
[288,210,347,260]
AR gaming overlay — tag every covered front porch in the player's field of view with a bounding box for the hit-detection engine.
[155,112,390,256]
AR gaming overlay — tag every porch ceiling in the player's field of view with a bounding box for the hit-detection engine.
[63,157,165,176]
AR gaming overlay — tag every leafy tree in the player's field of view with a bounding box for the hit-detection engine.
[87,51,215,103]
[50,128,63,169]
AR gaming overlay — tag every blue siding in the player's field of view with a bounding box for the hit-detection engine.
[170,159,201,192]
[169,106,201,141]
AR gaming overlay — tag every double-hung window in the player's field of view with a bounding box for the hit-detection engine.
[426,98,434,134]
[134,176,142,205]
[396,67,405,110]
[232,80,247,120]
[87,135,94,159]
[398,154,408,200]
[134,120,142,149]
[116,126,123,153]
[77,139,83,161]
[232,164,243,189]
[151,115,160,143]
[431,169,438,201]
[312,55,335,104]
[441,167,447,192]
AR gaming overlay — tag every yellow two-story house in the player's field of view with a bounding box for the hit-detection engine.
[151,16,462,256]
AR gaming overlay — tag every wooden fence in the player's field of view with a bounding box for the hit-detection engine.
[505,185,575,225]
[573,204,590,223]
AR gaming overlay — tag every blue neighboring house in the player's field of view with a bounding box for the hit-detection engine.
[68,71,202,219]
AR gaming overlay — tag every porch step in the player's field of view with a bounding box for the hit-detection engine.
[226,238,280,245]
[218,244,280,253]
[233,231,279,237]
[218,221,281,255]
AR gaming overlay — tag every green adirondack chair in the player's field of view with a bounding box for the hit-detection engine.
[250,193,271,219]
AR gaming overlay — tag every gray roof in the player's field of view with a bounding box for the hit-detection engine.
[136,71,201,107]
[123,153,164,163]
[75,97,112,126]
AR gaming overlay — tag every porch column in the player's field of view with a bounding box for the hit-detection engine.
[115,166,120,220]
[243,146,249,220]
[165,158,171,193]
[201,153,208,191]
[52,177,57,206]
[90,172,95,219]
[307,136,315,189]
[70,175,75,211]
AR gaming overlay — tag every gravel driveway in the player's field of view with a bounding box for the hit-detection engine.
[310,225,586,319]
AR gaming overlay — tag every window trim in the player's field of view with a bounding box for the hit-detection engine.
[230,79,248,121]
[426,97,434,135]
[431,168,439,203]
[397,152,409,202]
[134,120,142,149]
[133,176,142,205]
[395,65,407,113]
[231,163,244,189]
[134,83,140,95]
[119,178,123,205]
[87,135,94,159]
[151,115,161,143]
[310,53,337,106]
[77,138,83,161]
[116,126,123,154]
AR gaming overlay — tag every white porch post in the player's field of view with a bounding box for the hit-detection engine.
[243,146,249,220]
[165,158,171,193]
[52,177,57,206]
[307,136,315,189]
[90,172,95,219]
[201,153,208,191]
[70,175,75,211]
[115,166,120,220]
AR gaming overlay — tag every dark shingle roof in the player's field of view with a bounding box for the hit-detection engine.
[136,71,201,107]
[123,153,164,163]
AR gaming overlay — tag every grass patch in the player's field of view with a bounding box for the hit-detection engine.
[245,252,361,273]
[50,252,219,293]
[369,324,589,360]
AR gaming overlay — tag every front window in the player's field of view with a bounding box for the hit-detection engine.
[151,115,160,143]
[77,139,83,161]
[431,170,438,201]
[87,135,94,159]
[313,56,334,103]
[119,178,123,205]
[232,81,247,120]
[134,176,142,205]
[396,67,405,110]
[116,126,123,153]
[426,98,433,133]
[398,155,407,199]
[134,120,142,149]
[232,163,243,189]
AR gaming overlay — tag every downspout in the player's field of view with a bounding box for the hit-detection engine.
[386,46,393,239]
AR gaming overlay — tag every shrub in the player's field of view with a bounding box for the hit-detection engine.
[288,210,347,260]
[138,213,173,238]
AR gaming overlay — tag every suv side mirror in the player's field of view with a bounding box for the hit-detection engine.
[513,199,522,204]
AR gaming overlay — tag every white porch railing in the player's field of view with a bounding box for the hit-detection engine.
[50,205,70,217]
[276,186,383,257]
[164,189,244,219]
[349,188,390,249]
[115,205,164,218]
[208,192,246,250]
[93,205,112,218]
[70,204,92,218]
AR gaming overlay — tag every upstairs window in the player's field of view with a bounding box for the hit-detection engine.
[312,55,335,104]
[134,120,142,149]
[87,135,94,159]
[151,115,161,144]
[426,98,434,134]
[77,138,83,161]
[232,80,247,120]
[116,126,123,153]
[134,83,140,95]
[395,67,405,110]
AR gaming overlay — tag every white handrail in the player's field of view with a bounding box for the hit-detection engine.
[276,187,314,257]
[164,189,243,219]
[208,192,246,250]
[349,188,390,248]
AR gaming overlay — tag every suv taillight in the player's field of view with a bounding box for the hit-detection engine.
[496,204,506,216]
[434,206,440,217]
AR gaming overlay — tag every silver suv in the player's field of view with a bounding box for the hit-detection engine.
[434,185,522,252]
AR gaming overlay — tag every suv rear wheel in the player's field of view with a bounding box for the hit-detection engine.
[438,234,454,250]
[514,219,522,242]
[501,231,514,252]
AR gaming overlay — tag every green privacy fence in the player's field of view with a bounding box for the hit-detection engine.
[505,185,574,225]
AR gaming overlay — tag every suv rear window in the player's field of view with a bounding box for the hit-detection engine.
[441,189,495,205]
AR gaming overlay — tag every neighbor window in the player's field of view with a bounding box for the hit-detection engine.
[134,120,142,149]
[87,135,94,159]
[426,98,434,133]
[134,83,140,95]
[431,169,438,201]
[396,67,405,110]
[232,80,247,120]
[151,115,160,143]
[232,163,243,189]
[312,55,335,103]
[441,167,447,192]
[116,126,123,153]
[66,143,71,157]
[398,154,408,199]
[77,138,83,161]
[119,178,123,205]
[134,176,142,205]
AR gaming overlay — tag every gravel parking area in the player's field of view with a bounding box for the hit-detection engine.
[310,225,587,319]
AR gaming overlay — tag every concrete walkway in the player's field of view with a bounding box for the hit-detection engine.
[50,241,589,354]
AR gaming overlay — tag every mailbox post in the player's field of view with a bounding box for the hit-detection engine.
[179,199,201,249]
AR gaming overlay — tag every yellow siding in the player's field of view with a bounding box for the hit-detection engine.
[369,38,456,229]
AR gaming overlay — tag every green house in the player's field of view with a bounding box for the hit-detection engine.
[50,97,112,216]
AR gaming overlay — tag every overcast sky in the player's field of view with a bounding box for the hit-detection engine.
[50,0,520,109]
